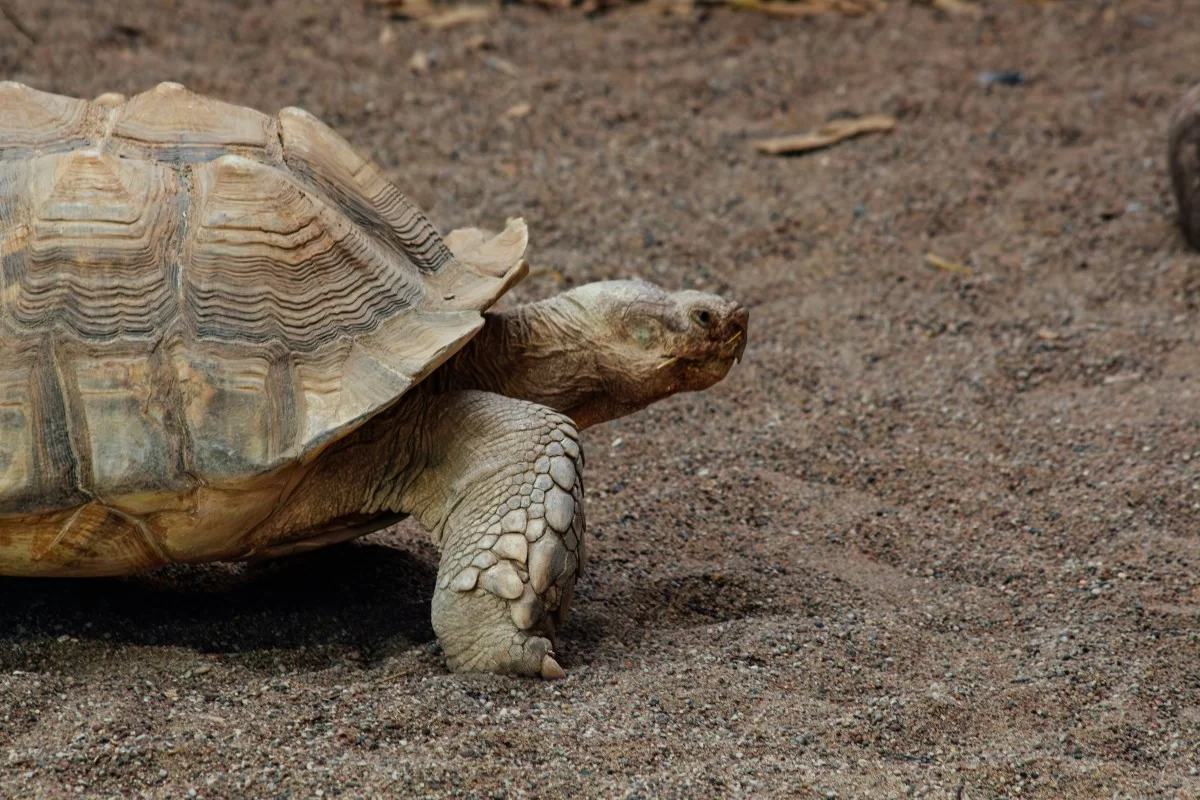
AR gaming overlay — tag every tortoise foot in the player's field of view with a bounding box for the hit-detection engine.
[432,583,568,678]
[431,524,578,677]
[426,398,584,677]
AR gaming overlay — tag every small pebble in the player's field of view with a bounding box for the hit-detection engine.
[977,69,1026,88]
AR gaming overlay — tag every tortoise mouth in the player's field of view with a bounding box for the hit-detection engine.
[658,352,740,387]
[661,328,747,370]
[721,327,747,363]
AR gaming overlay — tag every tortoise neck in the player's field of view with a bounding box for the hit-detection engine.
[432,297,610,427]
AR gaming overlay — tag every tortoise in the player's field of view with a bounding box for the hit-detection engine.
[0,82,748,677]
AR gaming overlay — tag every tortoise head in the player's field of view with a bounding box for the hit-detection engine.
[552,280,749,427]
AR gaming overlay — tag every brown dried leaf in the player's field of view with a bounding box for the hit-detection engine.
[930,0,980,15]
[923,253,972,276]
[728,0,830,16]
[619,0,694,15]
[753,114,896,155]
[424,5,495,29]
[729,0,883,17]
[505,102,533,119]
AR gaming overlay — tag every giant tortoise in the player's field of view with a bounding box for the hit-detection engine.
[0,82,748,676]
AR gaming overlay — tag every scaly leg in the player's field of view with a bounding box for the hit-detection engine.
[400,391,585,677]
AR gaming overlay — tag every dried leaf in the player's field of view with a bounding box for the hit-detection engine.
[729,0,883,17]
[836,0,884,14]
[372,0,891,20]
[753,115,896,155]
[930,0,979,15]
[923,254,972,275]
[423,5,495,29]
[728,0,829,16]
[483,55,520,76]
[505,102,533,119]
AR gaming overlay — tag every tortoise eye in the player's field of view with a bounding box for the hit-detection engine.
[691,308,713,328]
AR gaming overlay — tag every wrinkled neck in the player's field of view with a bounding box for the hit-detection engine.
[433,297,614,426]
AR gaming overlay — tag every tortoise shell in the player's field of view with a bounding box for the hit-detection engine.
[0,82,527,536]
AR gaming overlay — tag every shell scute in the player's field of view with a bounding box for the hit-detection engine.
[72,351,195,497]
[109,82,273,161]
[185,154,422,352]
[0,82,93,156]
[0,360,35,508]
[171,345,278,477]
[278,106,453,274]
[9,149,183,339]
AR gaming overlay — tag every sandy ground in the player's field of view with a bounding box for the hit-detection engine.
[1,0,1198,797]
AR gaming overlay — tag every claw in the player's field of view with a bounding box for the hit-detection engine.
[540,654,566,680]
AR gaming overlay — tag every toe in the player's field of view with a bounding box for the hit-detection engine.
[540,654,566,680]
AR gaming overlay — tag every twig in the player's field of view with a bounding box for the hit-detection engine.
[753,115,896,156]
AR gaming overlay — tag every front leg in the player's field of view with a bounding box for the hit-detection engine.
[401,391,585,677]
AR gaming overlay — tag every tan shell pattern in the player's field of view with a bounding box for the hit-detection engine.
[0,81,528,520]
